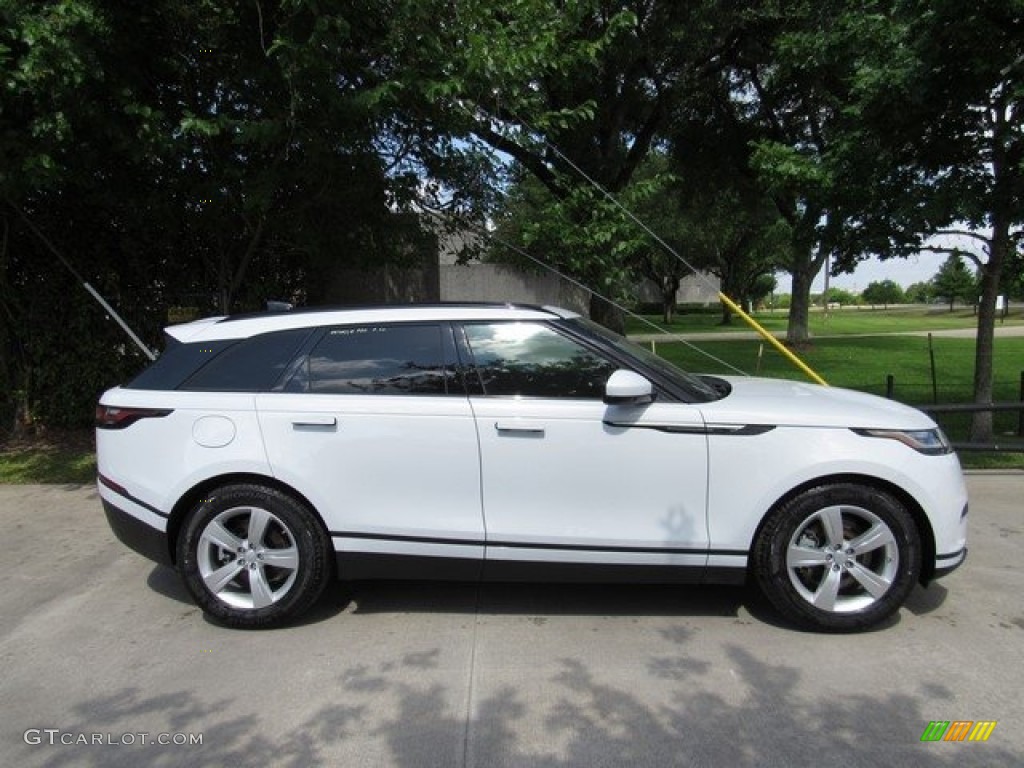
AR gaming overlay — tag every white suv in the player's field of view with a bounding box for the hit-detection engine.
[96,304,968,631]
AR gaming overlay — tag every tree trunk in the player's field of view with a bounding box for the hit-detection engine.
[0,217,27,436]
[720,301,733,325]
[661,277,679,325]
[719,270,737,326]
[589,293,625,335]
[969,230,1008,443]
[11,383,29,437]
[969,107,1015,444]
[786,249,828,345]
[787,264,813,344]
[227,216,267,309]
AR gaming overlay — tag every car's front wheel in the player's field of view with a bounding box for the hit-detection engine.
[752,483,921,632]
[178,484,332,628]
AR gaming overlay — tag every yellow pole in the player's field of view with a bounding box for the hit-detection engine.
[718,292,828,386]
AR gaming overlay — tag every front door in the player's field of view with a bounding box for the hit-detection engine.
[460,321,709,581]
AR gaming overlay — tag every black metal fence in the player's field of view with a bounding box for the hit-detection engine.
[884,369,1024,453]
[918,401,1024,452]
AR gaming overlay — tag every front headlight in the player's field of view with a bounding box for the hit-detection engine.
[852,427,953,456]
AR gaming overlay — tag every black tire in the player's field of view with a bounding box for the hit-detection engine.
[752,483,921,632]
[177,483,332,628]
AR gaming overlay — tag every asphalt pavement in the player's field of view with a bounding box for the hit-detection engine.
[1,474,1022,767]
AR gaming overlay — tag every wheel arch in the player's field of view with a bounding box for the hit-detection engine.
[750,473,937,584]
[166,473,329,566]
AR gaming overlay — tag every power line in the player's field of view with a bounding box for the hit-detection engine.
[5,198,156,360]
[457,99,828,386]
[422,205,749,376]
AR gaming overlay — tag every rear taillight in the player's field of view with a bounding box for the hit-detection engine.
[95,405,172,430]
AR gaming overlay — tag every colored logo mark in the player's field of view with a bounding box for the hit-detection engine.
[921,720,997,742]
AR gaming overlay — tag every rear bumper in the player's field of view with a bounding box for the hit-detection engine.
[101,498,172,566]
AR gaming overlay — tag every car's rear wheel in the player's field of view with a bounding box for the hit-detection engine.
[178,484,331,628]
[753,483,921,632]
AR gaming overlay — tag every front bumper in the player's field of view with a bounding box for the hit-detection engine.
[933,547,967,580]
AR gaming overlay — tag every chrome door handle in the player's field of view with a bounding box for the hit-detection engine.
[291,416,337,429]
[495,420,545,436]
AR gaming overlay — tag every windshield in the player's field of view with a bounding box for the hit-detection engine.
[561,317,723,402]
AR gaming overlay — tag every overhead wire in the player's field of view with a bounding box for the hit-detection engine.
[458,99,828,386]
[5,198,156,360]
[422,205,749,376]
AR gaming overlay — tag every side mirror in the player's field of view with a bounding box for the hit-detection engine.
[604,369,655,406]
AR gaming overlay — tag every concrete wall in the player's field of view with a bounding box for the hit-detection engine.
[328,262,440,305]
[440,262,590,313]
[632,274,720,305]
[327,261,717,313]
[323,213,718,312]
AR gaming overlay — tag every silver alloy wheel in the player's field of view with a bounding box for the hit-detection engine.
[196,505,300,610]
[785,504,900,614]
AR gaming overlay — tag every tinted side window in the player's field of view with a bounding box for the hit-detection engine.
[292,324,454,395]
[464,323,617,398]
[181,329,312,392]
[127,337,238,390]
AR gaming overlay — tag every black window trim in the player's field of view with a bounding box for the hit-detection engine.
[270,326,324,392]
[451,323,485,396]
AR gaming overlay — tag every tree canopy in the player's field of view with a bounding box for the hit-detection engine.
[931,254,979,312]
[861,280,904,309]
[1,0,1020,434]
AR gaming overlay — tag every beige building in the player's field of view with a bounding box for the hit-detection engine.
[328,218,719,310]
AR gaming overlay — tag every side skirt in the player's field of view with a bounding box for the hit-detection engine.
[482,560,709,585]
[335,553,482,582]
[334,552,748,586]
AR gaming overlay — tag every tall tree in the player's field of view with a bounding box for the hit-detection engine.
[931,254,978,312]
[668,82,792,326]
[373,0,757,331]
[728,0,908,345]
[904,281,933,305]
[839,0,1023,440]
[861,279,904,309]
[0,0,494,428]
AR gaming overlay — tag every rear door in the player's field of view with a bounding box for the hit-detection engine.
[256,322,484,579]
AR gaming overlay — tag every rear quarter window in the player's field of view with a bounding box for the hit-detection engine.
[179,329,313,392]
[126,337,237,391]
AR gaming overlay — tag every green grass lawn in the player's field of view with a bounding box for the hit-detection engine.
[0,439,96,484]
[653,334,1022,396]
[625,306,1024,337]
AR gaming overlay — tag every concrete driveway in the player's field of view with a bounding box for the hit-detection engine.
[1,473,1021,767]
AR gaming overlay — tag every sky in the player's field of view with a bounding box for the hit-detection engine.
[795,231,993,294]
[805,251,953,293]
